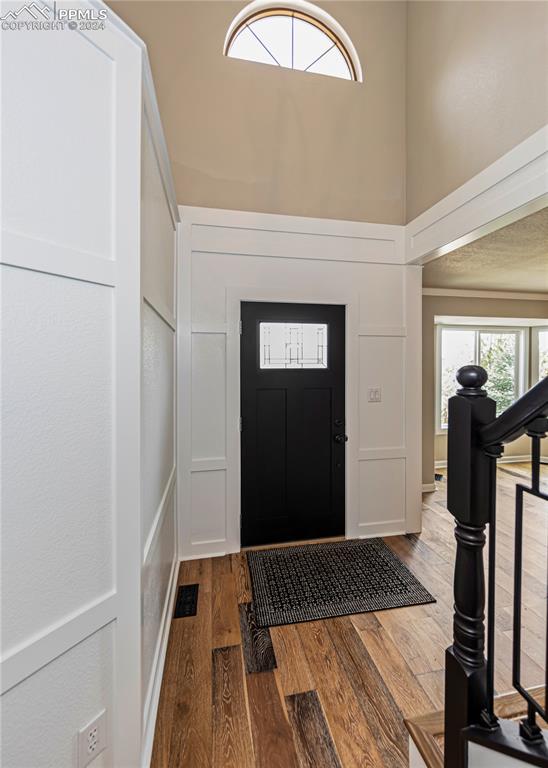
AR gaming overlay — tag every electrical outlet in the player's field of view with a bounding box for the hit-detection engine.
[78,710,107,767]
[368,386,382,403]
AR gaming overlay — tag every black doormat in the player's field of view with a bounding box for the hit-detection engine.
[246,538,435,627]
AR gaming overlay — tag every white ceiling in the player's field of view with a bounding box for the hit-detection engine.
[422,207,548,293]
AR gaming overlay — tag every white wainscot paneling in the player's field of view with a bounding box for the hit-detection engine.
[358,458,406,534]
[141,487,175,705]
[0,624,114,768]
[1,266,113,652]
[142,303,175,543]
[359,336,405,451]
[141,116,175,317]
[191,251,403,326]
[191,470,226,545]
[191,333,226,460]
[191,222,399,264]
[3,29,112,259]
[358,266,404,327]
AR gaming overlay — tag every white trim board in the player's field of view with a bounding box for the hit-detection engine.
[406,125,548,265]
[0,592,117,695]
[1,231,117,287]
[181,205,405,265]
[423,288,548,302]
[435,455,547,469]
[141,557,179,768]
[142,468,176,564]
[91,0,179,229]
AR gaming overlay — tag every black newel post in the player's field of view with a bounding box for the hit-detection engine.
[444,366,498,768]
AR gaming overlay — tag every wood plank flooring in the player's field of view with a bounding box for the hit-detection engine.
[151,464,547,767]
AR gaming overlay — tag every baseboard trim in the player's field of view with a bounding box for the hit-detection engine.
[435,455,547,470]
[357,519,406,538]
[141,556,179,768]
[422,483,437,493]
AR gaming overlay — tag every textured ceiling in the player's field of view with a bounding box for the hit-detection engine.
[422,207,548,293]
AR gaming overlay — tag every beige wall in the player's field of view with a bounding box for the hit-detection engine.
[407,1,548,221]
[108,1,548,224]
[109,0,407,224]
[422,295,548,486]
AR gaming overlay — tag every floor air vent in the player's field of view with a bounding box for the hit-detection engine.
[173,584,199,618]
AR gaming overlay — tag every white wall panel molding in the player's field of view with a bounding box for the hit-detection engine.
[138,26,179,764]
[142,466,176,564]
[183,205,405,265]
[191,231,400,265]
[144,295,176,332]
[358,325,407,337]
[192,458,228,472]
[182,204,404,242]
[423,287,548,301]
[92,0,179,230]
[2,11,143,767]
[1,230,116,287]
[141,114,177,318]
[177,219,193,559]
[358,448,407,461]
[141,556,179,768]
[192,323,229,334]
[1,592,117,695]
[2,4,180,766]
[142,107,179,232]
[404,266,423,533]
[406,125,548,265]
[178,204,423,557]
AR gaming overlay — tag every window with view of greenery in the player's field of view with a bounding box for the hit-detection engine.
[537,329,548,380]
[437,326,524,430]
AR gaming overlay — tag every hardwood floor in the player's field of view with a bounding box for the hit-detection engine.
[151,464,547,767]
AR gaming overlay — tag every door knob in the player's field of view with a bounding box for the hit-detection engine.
[334,434,348,444]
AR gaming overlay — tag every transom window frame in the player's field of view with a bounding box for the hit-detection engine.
[435,322,529,434]
[223,0,363,82]
[259,320,329,369]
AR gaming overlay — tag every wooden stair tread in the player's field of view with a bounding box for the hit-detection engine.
[405,686,546,768]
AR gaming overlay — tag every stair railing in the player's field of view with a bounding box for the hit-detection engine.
[444,366,548,768]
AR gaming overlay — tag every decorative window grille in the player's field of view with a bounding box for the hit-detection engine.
[259,322,327,369]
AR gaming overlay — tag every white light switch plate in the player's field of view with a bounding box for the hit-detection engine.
[368,386,382,403]
[78,709,107,767]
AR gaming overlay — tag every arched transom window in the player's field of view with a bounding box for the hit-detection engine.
[224,1,362,82]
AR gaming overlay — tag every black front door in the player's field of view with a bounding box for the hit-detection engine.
[240,302,346,546]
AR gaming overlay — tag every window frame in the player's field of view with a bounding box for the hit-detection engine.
[258,320,329,370]
[435,323,528,434]
[223,1,363,82]
[531,326,548,383]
